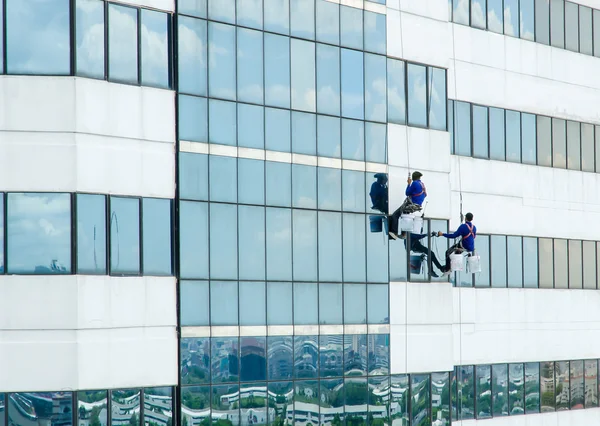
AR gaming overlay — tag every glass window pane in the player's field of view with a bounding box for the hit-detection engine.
[506,110,521,163]
[266,161,292,207]
[180,280,209,326]
[266,208,292,280]
[294,282,318,324]
[293,210,318,281]
[491,235,507,287]
[538,237,553,288]
[504,0,519,36]
[208,22,236,100]
[476,365,492,419]
[292,164,317,209]
[209,99,236,145]
[344,283,366,323]
[432,372,450,424]
[211,343,239,380]
[428,67,447,131]
[294,337,318,378]
[291,0,315,39]
[316,44,340,116]
[316,0,339,44]
[455,101,472,156]
[107,4,138,83]
[318,212,343,282]
[594,10,600,57]
[237,28,264,104]
[238,158,265,205]
[567,120,581,170]
[210,281,238,325]
[365,53,387,123]
[474,235,490,287]
[583,240,596,289]
[535,0,550,45]
[472,0,486,29]
[570,360,584,409]
[142,198,172,276]
[109,197,139,275]
[179,0,206,19]
[585,360,598,408]
[367,214,389,283]
[318,167,342,210]
[554,238,567,289]
[208,0,235,23]
[239,281,264,325]
[550,0,565,48]
[366,122,387,164]
[521,112,536,165]
[180,152,208,201]
[459,366,475,420]
[264,33,290,108]
[144,387,172,426]
[412,375,430,424]
[141,10,169,88]
[267,341,293,382]
[209,155,237,203]
[565,1,579,52]
[238,206,265,280]
[268,282,293,325]
[597,242,600,290]
[568,239,582,289]
[449,101,455,154]
[238,104,264,149]
[367,284,389,324]
[523,237,538,288]
[537,116,552,167]
[237,0,263,29]
[291,39,316,113]
[342,170,365,213]
[473,105,489,159]
[488,0,504,33]
[556,361,569,411]
[580,6,593,55]
[507,236,523,288]
[210,203,238,279]
[343,213,366,282]
[9,393,74,425]
[179,201,208,279]
[521,0,535,40]
[76,0,105,79]
[341,49,364,120]
[493,364,509,416]
[77,194,106,274]
[391,375,409,424]
[318,116,341,158]
[342,119,365,161]
[179,94,207,142]
[581,123,595,172]
[454,0,470,25]
[597,126,600,172]
[407,64,427,127]
[78,391,108,426]
[7,0,70,74]
[264,0,290,34]
[387,59,406,125]
[509,363,525,415]
[489,107,506,161]
[525,362,540,413]
[358,10,382,55]
[340,6,363,50]
[541,361,556,412]
[265,107,291,152]
[292,111,316,155]
[319,283,342,324]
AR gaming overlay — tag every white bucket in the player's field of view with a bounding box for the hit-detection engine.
[399,214,414,231]
[450,253,464,272]
[412,216,423,234]
[467,255,481,273]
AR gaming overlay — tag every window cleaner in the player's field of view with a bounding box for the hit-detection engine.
[389,171,427,240]
[436,212,477,276]
[399,231,444,278]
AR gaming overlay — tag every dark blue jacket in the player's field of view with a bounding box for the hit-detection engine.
[403,233,427,250]
[406,180,427,205]
[370,179,388,213]
[443,222,477,252]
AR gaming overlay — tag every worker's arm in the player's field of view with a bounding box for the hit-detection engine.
[439,224,466,239]
[405,180,415,196]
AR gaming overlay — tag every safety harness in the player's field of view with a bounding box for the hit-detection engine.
[411,180,427,198]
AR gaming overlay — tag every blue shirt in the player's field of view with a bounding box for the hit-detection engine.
[369,181,388,213]
[443,222,477,252]
[406,180,427,205]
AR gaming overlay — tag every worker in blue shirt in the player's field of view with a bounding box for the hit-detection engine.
[437,212,477,275]
[400,232,444,278]
[406,171,427,206]
[369,173,388,214]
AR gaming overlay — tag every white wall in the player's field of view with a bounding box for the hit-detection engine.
[0,77,175,198]
[0,275,177,391]
[455,407,600,425]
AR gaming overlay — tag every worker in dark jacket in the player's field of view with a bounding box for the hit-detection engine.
[401,232,443,278]
[369,173,388,214]
[437,212,477,275]
[405,171,427,206]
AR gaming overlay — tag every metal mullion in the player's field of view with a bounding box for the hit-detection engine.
[70,0,76,76]
[137,7,142,85]
[139,197,144,276]
[521,236,525,288]
[2,0,6,74]
[3,192,6,275]
[72,193,78,274]
[107,195,112,275]
[104,1,109,80]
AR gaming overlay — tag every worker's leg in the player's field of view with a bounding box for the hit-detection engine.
[442,244,460,272]
[411,240,443,276]
[388,206,403,239]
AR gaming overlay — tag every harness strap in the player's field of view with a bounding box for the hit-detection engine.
[412,181,427,197]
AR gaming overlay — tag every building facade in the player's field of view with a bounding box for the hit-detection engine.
[1,0,600,425]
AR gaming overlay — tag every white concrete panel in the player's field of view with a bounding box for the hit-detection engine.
[390,325,407,374]
[400,12,450,69]
[389,281,407,325]
[400,0,449,22]
[406,282,453,325]
[112,0,174,12]
[459,408,600,425]
[406,324,454,373]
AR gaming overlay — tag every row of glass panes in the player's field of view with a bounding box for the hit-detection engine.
[177,20,447,129]
[181,372,447,426]
[0,0,170,88]
[453,359,600,421]
[455,235,600,289]
[180,202,389,283]
[449,100,600,172]
[177,0,386,51]
[179,101,389,162]
[181,334,390,384]
[0,193,172,276]
[451,0,600,58]
[181,281,389,327]
[0,387,173,426]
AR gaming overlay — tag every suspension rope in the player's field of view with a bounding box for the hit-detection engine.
[451,19,465,225]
